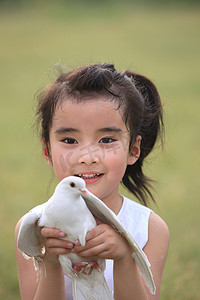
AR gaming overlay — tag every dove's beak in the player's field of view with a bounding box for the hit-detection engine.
[79,188,90,196]
[79,188,91,199]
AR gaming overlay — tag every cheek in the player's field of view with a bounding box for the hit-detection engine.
[103,148,129,172]
[50,148,73,180]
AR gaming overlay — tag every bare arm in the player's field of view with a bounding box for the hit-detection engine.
[114,212,169,300]
[114,251,148,300]
[142,212,169,299]
[73,224,150,299]
[73,212,169,300]
[15,218,72,300]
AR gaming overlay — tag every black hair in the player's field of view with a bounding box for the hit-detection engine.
[36,63,164,205]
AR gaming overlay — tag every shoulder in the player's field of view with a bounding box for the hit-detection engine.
[149,212,170,259]
[147,212,170,256]
[148,212,169,244]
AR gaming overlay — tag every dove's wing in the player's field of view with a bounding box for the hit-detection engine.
[80,190,156,295]
[17,204,45,258]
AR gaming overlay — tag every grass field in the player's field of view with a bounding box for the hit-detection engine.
[0,2,200,299]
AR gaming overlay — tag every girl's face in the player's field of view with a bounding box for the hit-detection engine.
[43,98,141,209]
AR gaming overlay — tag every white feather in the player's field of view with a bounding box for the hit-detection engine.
[18,176,156,296]
[17,176,113,299]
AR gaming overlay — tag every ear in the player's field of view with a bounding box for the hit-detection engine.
[42,138,53,166]
[127,135,141,165]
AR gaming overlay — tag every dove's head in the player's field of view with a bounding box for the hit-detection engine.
[57,176,87,196]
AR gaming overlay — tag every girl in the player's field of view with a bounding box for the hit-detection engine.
[15,63,169,300]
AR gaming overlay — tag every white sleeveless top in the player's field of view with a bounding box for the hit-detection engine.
[64,196,152,298]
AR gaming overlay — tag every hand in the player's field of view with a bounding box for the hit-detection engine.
[72,223,131,261]
[37,223,75,265]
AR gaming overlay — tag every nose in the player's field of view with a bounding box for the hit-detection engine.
[78,144,100,165]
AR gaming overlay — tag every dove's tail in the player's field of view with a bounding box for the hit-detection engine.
[72,271,113,300]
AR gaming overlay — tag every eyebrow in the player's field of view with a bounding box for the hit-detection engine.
[97,126,123,133]
[54,127,80,135]
[54,126,123,135]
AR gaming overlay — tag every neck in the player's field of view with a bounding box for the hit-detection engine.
[102,193,123,215]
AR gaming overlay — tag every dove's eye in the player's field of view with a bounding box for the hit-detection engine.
[70,182,76,188]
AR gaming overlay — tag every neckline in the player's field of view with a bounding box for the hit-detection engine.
[116,195,125,216]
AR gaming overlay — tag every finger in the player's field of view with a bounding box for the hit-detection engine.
[41,227,66,238]
[76,244,111,259]
[45,237,74,249]
[73,232,109,254]
[73,238,103,254]
[46,246,72,255]
[85,233,106,250]
[86,224,108,241]
[73,231,104,253]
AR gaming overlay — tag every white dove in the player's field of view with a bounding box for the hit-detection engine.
[18,176,112,300]
[17,176,156,299]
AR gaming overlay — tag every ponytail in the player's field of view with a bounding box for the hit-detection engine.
[122,71,164,205]
[36,63,164,206]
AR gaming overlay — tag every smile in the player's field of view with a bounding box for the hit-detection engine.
[75,173,103,179]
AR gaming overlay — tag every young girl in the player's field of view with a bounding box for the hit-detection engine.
[15,63,169,300]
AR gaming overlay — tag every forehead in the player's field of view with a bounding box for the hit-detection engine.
[51,97,126,130]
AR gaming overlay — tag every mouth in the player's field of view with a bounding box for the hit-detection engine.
[74,173,103,180]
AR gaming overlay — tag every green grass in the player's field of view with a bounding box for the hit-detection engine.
[0,3,200,299]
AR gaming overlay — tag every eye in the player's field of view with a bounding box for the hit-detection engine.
[70,182,76,188]
[99,137,116,144]
[62,138,78,144]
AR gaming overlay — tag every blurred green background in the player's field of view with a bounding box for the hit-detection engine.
[0,1,200,299]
